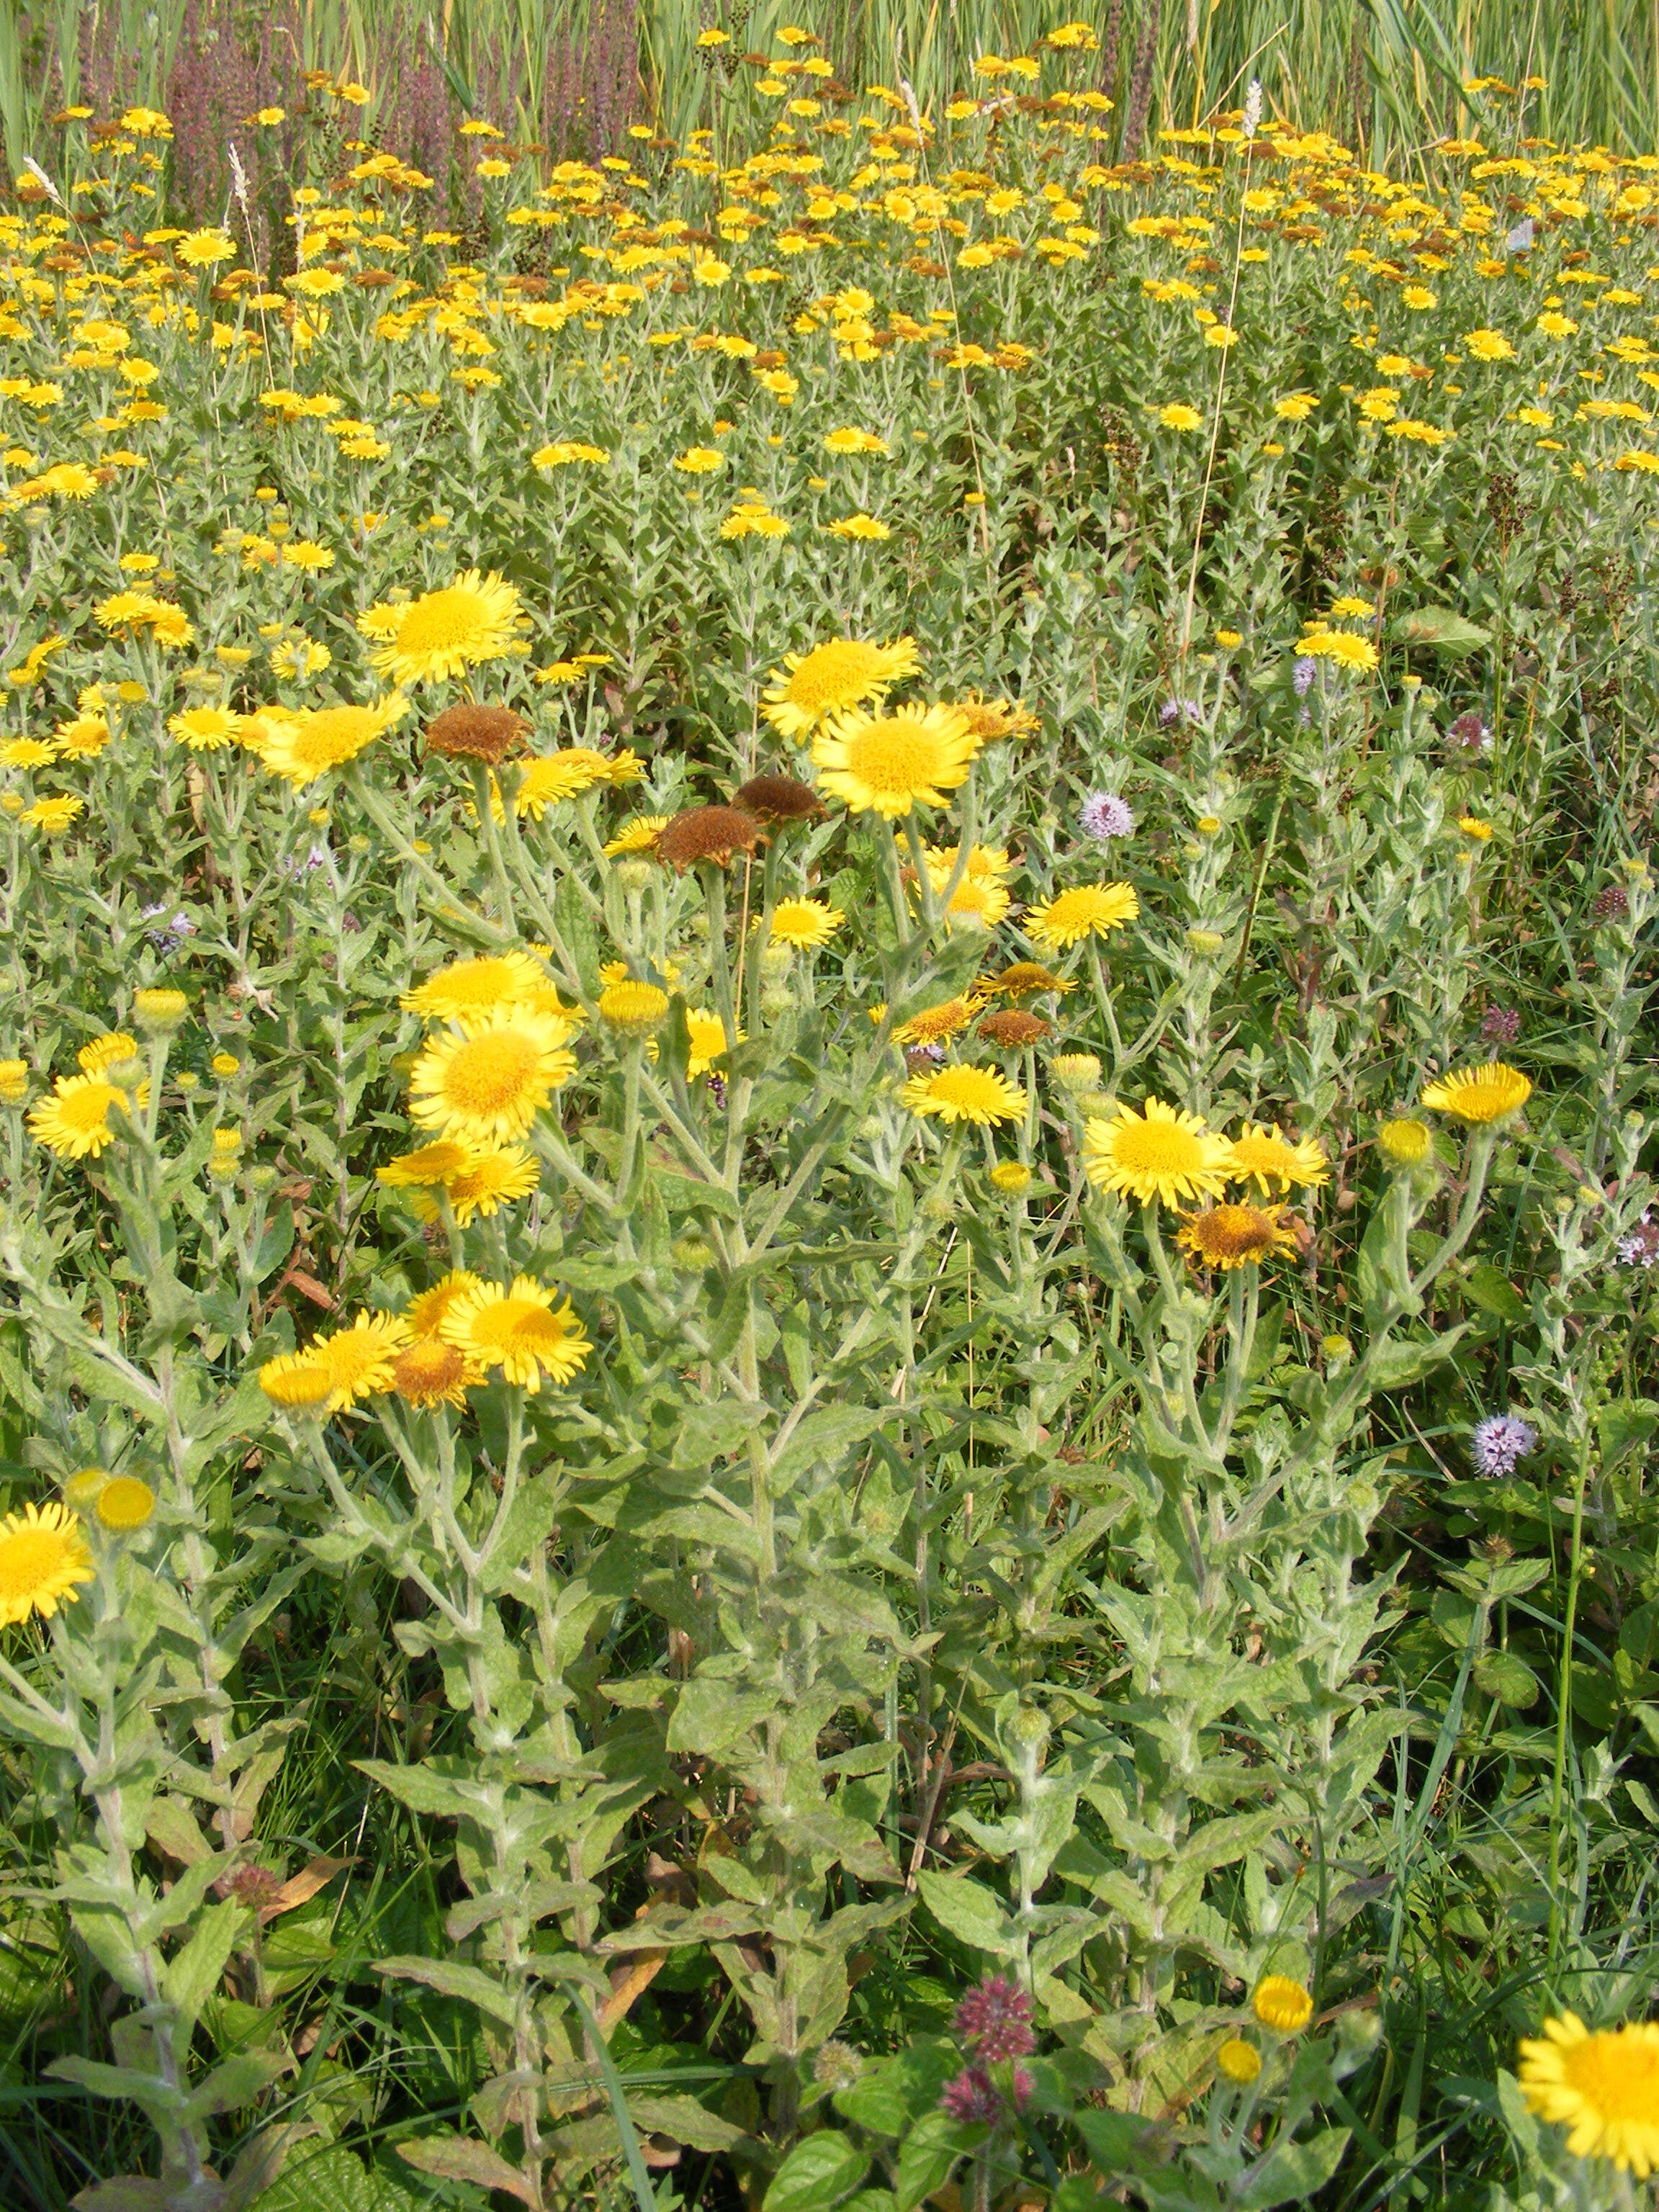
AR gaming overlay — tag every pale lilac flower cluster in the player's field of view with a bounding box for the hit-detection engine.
[1160,696,1203,726]
[141,904,196,954]
[1481,1007,1521,1044]
[1471,1413,1537,1478]
[1617,1213,1659,1268]
[1292,657,1318,696]
[1081,791,1135,843]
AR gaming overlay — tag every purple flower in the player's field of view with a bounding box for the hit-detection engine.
[1292,657,1317,696]
[1010,2063,1034,2113]
[940,2067,1002,2126]
[1617,1213,1659,1268]
[954,1974,1035,2060]
[1471,1413,1537,1478]
[1448,709,1492,752]
[1081,791,1136,843]
[1481,1007,1520,1043]
[706,1072,728,1107]
[141,904,196,954]
[1160,696,1202,725]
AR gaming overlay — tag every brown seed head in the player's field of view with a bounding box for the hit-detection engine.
[424,702,528,764]
[655,804,769,873]
[977,1009,1051,1047]
[733,773,824,823]
[1594,884,1629,921]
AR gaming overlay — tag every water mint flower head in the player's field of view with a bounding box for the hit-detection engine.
[1471,1413,1537,1477]
[1617,1212,1659,1268]
[1481,1006,1520,1043]
[954,1973,1035,2059]
[1160,696,1202,725]
[940,2067,1002,2123]
[1292,656,1317,696]
[1081,791,1135,842]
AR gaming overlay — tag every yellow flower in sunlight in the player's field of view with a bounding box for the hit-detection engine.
[1519,2012,1659,2176]
[444,1275,591,1390]
[763,637,922,738]
[768,897,845,949]
[1252,1977,1314,2034]
[1177,1204,1299,1271]
[408,1009,576,1145]
[0,1502,94,1625]
[900,1064,1026,1127]
[1082,1097,1234,1208]
[1226,1122,1329,1197]
[813,703,980,817]
[1026,883,1138,949]
[356,570,521,685]
[1419,1062,1532,1123]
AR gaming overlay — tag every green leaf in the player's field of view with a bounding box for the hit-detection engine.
[374,1954,520,2028]
[356,1756,483,1822]
[665,1676,776,1756]
[1235,2126,1349,2208]
[395,2132,538,2205]
[1473,1650,1541,1709]
[914,1870,1017,1959]
[248,2144,426,2212]
[1464,1264,1527,1324]
[893,2112,971,2212]
[1389,606,1491,656]
[1368,1326,1467,1390]
[764,2130,871,2212]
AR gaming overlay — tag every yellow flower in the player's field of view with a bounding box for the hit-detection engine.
[1274,392,1318,421]
[828,512,890,541]
[599,980,670,1031]
[685,1008,742,1078]
[1377,1118,1431,1165]
[377,1139,474,1189]
[22,794,83,832]
[763,637,922,737]
[824,426,889,456]
[1082,1097,1234,1208]
[210,1053,241,1077]
[768,897,844,949]
[673,446,726,473]
[1026,882,1138,949]
[1159,404,1203,431]
[79,1033,137,1076]
[533,441,609,467]
[892,997,981,1046]
[356,570,521,685]
[133,987,187,1030]
[305,1314,412,1409]
[1216,2038,1262,2085]
[1519,2012,1659,2175]
[0,1058,28,1103]
[1462,327,1514,361]
[812,702,981,818]
[167,704,242,751]
[96,1475,156,1532]
[423,1146,540,1227]
[400,950,550,1022]
[29,1073,143,1159]
[246,696,408,786]
[1459,815,1493,840]
[1252,1977,1313,2034]
[1419,1061,1532,1123]
[512,748,616,817]
[1177,1204,1298,1271]
[256,1352,336,1413]
[388,1335,482,1410]
[1298,629,1379,671]
[0,1502,94,1627]
[989,1161,1032,1194]
[1227,1122,1329,1196]
[408,1009,577,1145]
[900,1064,1027,1127]
[443,1275,591,1390]
[604,815,669,855]
[1402,284,1437,310]
[405,1269,485,1340]
[176,228,236,267]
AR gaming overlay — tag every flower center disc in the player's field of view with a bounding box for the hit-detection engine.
[446,1032,537,1112]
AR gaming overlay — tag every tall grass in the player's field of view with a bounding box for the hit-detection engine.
[3,0,1658,179]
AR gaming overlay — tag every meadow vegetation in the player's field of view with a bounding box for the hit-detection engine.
[0,12,1657,2212]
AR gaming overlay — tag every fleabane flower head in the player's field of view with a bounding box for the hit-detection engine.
[1083,1097,1234,1209]
[813,702,981,817]
[1519,2011,1659,2175]
[0,1502,94,1626]
[408,1007,577,1146]
[1026,881,1138,950]
[1228,1121,1329,1197]
[1420,1061,1532,1123]
[763,637,922,738]
[245,696,408,786]
[442,1274,592,1390]
[356,570,521,685]
[1177,1203,1299,1271]
[901,1064,1026,1127]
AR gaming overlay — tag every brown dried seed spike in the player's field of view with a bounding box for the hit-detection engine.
[655,805,768,873]
[732,773,824,823]
[424,703,528,763]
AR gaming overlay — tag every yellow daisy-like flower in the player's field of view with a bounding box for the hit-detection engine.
[1026,882,1138,949]
[421,1146,540,1228]
[1177,1204,1299,1271]
[28,1073,143,1159]
[408,1009,577,1145]
[1159,404,1203,431]
[1458,815,1493,841]
[1519,2012,1659,2175]
[989,1161,1033,1195]
[900,1064,1027,1127]
[79,1031,138,1076]
[604,814,670,856]
[673,446,726,474]
[768,897,845,949]
[400,950,549,1021]
[376,1139,473,1189]
[356,570,521,685]
[922,842,1014,888]
[762,637,922,738]
[599,980,670,1031]
[1252,1977,1313,2034]
[0,1502,94,1627]
[405,1269,485,1340]
[1227,1122,1329,1196]
[892,997,981,1046]
[388,1335,482,1411]
[1298,630,1379,673]
[246,696,408,786]
[443,1274,592,1390]
[177,227,236,267]
[1082,1097,1235,1209]
[22,794,83,832]
[257,1350,336,1412]
[1419,1061,1532,1123]
[813,702,980,818]
[943,876,1014,927]
[685,1008,742,1078]
[513,748,616,818]
[310,1313,413,1409]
